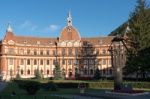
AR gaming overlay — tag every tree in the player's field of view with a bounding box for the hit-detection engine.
[124,0,150,76]
[34,68,42,79]
[54,63,62,80]
[93,67,101,80]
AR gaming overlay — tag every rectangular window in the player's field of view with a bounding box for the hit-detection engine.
[46,50,50,55]
[27,59,30,65]
[68,48,72,56]
[8,48,14,54]
[9,58,13,65]
[103,59,106,65]
[47,60,49,65]
[68,59,72,65]
[62,48,66,56]
[27,49,30,55]
[62,59,65,65]
[53,60,56,65]
[40,50,43,55]
[20,59,24,65]
[34,50,37,55]
[40,59,43,65]
[34,59,37,65]
[53,50,56,56]
[20,49,24,55]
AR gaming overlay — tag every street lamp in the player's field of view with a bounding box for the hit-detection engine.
[55,37,59,65]
[108,35,129,90]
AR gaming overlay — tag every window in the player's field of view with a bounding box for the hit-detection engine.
[40,59,43,65]
[9,58,13,65]
[62,59,65,65]
[68,48,72,56]
[75,48,78,56]
[62,48,66,56]
[47,69,49,74]
[53,60,56,65]
[109,59,111,65]
[47,60,49,65]
[103,59,106,65]
[21,69,23,75]
[96,49,99,55]
[34,50,37,55]
[102,49,106,54]
[27,49,30,55]
[20,59,24,65]
[27,59,30,65]
[53,50,56,56]
[84,68,87,75]
[90,69,93,75]
[40,50,43,55]
[84,60,87,65]
[20,49,24,55]
[8,48,14,54]
[68,59,72,65]
[46,50,49,55]
[41,69,43,74]
[27,69,30,75]
[34,59,37,65]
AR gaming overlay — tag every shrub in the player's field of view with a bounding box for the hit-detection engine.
[15,80,40,95]
[43,81,58,91]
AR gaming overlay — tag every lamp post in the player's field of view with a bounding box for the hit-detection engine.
[108,36,129,90]
[55,37,59,65]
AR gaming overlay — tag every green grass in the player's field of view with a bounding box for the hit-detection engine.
[1,80,150,99]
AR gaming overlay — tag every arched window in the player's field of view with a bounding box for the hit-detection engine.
[27,69,30,75]
[34,50,37,55]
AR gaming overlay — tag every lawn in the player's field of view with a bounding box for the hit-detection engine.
[0,80,150,99]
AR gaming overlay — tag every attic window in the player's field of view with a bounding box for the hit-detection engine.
[24,40,27,43]
[99,40,103,45]
[49,41,53,45]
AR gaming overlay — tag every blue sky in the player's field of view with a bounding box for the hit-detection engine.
[0,0,150,40]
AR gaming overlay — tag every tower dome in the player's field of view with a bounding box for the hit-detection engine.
[59,11,81,41]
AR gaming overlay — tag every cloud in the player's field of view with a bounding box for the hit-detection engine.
[42,24,60,33]
[49,25,58,31]
[19,21,37,31]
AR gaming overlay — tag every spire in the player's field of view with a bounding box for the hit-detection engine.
[6,23,13,33]
[67,10,72,26]
[125,22,131,33]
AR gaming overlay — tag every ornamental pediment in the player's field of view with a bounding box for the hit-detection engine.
[8,40,15,45]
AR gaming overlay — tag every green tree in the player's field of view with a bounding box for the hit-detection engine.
[93,67,101,80]
[34,68,42,79]
[124,0,150,76]
[54,63,62,80]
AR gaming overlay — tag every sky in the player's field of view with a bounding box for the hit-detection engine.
[0,0,150,40]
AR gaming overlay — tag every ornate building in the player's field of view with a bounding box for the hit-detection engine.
[0,11,114,80]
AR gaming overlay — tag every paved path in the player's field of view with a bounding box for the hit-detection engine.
[0,82,7,92]
[51,90,150,99]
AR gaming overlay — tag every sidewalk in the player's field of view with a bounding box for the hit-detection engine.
[0,82,7,92]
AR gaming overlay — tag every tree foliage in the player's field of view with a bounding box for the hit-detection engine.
[93,67,101,80]
[124,0,150,76]
[54,63,62,80]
